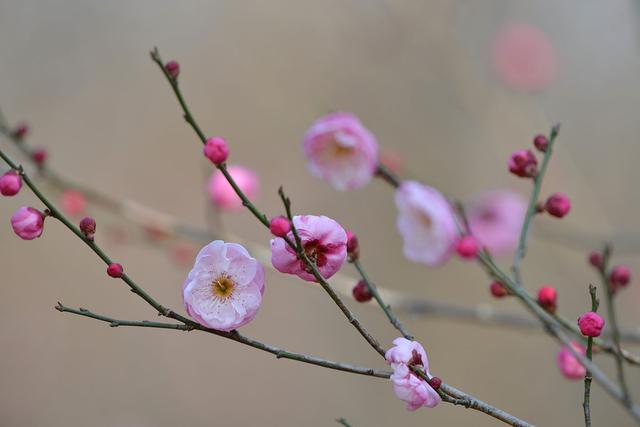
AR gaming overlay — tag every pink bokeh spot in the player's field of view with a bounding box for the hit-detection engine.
[492,23,557,92]
[557,342,587,380]
[61,189,87,217]
[207,165,260,211]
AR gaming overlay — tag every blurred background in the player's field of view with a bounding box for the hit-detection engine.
[1,1,640,426]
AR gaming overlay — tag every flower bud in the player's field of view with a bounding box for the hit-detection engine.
[79,216,96,241]
[165,60,180,80]
[455,235,479,259]
[578,311,605,337]
[537,286,557,313]
[508,149,538,178]
[352,280,373,302]
[489,281,509,298]
[32,148,48,166]
[203,137,229,165]
[269,216,290,237]
[0,171,22,196]
[533,134,548,152]
[107,263,124,278]
[609,265,631,290]
[346,230,359,261]
[588,252,603,269]
[13,122,29,140]
[11,206,45,240]
[428,377,442,390]
[544,193,571,218]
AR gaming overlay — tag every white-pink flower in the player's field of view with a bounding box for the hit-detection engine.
[557,342,587,380]
[270,215,347,282]
[467,190,527,256]
[183,240,265,332]
[303,112,379,191]
[385,337,441,411]
[11,206,45,240]
[395,181,457,266]
[207,165,260,211]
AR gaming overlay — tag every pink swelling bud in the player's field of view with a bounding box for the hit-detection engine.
[533,134,548,152]
[13,122,29,140]
[352,280,373,302]
[588,252,603,269]
[609,265,631,290]
[489,281,509,298]
[107,263,124,278]
[544,192,571,218]
[537,286,557,313]
[578,311,605,337]
[32,148,48,166]
[165,60,180,80]
[269,216,290,237]
[455,236,479,259]
[508,149,538,178]
[203,137,229,165]
[346,230,359,261]
[11,206,45,240]
[427,377,442,390]
[79,217,96,241]
[0,171,22,196]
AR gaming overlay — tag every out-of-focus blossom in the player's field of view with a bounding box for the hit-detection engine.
[183,240,265,331]
[467,190,527,257]
[557,342,586,380]
[492,23,557,92]
[270,215,347,282]
[385,337,441,411]
[537,286,558,313]
[395,181,457,267]
[303,112,378,191]
[207,165,259,211]
[544,193,571,218]
[61,189,87,217]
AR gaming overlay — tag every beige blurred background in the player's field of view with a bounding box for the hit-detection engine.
[1,1,640,426]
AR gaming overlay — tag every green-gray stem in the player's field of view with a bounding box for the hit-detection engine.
[583,284,599,427]
[512,124,560,286]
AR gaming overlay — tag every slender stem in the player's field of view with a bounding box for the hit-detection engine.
[56,303,390,378]
[512,124,560,286]
[583,284,599,427]
[352,259,413,340]
[599,246,632,406]
[151,47,533,427]
[375,163,400,188]
[335,418,352,427]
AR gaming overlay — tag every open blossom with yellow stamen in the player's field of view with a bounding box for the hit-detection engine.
[183,240,265,331]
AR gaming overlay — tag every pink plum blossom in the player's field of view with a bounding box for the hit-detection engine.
[394,181,457,266]
[385,337,441,411]
[270,215,347,282]
[467,190,527,256]
[492,23,557,92]
[302,112,379,191]
[557,342,587,380]
[207,165,259,211]
[11,206,45,240]
[183,240,265,331]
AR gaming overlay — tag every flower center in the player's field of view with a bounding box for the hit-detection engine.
[212,275,235,299]
[302,239,328,267]
[333,144,353,157]
[418,211,433,229]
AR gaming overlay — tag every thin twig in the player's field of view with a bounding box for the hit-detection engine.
[511,124,560,286]
[55,303,390,378]
[583,284,599,427]
[599,246,632,406]
[335,418,353,427]
[352,259,413,340]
